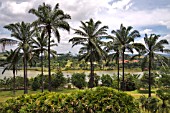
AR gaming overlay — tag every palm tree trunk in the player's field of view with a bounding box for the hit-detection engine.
[13,67,16,95]
[24,52,28,94]
[41,49,44,92]
[122,48,125,91]
[117,51,120,91]
[47,27,51,92]
[89,58,94,88]
[148,53,151,97]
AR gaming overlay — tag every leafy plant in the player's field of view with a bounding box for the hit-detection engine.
[71,73,87,89]
[51,71,67,89]
[0,87,139,113]
[101,74,113,87]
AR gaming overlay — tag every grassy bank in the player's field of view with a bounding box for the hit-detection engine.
[0,88,79,103]
[0,88,156,103]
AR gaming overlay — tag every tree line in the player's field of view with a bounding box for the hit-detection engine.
[0,2,169,98]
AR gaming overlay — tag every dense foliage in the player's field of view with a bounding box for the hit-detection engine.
[0,87,139,113]
[101,74,113,87]
[71,73,87,89]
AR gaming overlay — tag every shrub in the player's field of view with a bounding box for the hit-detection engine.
[101,74,113,87]
[156,88,170,109]
[31,77,40,91]
[51,71,67,89]
[71,73,87,89]
[0,87,139,113]
[139,95,159,113]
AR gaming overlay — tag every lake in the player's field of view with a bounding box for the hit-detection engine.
[0,67,143,79]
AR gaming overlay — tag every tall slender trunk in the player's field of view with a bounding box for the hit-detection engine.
[117,51,120,91]
[24,52,28,94]
[13,67,15,95]
[48,27,51,92]
[26,58,28,93]
[41,49,44,92]
[122,48,125,91]
[89,58,94,88]
[148,53,151,97]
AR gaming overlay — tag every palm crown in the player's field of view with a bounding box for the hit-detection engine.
[141,34,169,70]
[29,3,71,91]
[69,18,108,88]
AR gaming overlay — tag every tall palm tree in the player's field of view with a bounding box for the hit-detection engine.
[4,22,34,94]
[0,38,17,52]
[69,18,108,88]
[141,34,170,97]
[104,38,121,91]
[111,24,140,91]
[1,49,20,95]
[31,29,57,92]
[29,3,71,91]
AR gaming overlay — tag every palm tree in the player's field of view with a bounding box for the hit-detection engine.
[111,24,140,91]
[31,29,57,92]
[0,38,17,52]
[1,49,20,95]
[104,38,121,91]
[141,34,170,97]
[4,22,34,94]
[29,3,71,91]
[69,18,108,88]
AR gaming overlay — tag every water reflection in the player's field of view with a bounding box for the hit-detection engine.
[0,67,143,79]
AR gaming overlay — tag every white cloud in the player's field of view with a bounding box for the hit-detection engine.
[140,29,153,34]
[160,34,170,43]
[111,0,132,10]
[0,0,170,54]
[4,1,32,14]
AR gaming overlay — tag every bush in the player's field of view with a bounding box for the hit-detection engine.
[101,74,113,87]
[71,73,87,89]
[31,77,40,91]
[51,71,67,89]
[139,95,160,113]
[0,87,139,113]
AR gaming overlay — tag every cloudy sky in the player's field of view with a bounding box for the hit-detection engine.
[0,0,170,54]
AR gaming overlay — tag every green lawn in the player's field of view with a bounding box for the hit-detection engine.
[126,89,157,98]
[0,88,78,103]
[0,88,157,103]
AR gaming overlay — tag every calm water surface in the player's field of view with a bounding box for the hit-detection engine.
[0,67,143,79]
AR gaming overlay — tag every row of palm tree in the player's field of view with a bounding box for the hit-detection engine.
[69,20,170,97]
[1,3,71,94]
[1,2,169,97]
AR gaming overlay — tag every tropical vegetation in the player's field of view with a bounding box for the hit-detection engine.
[0,2,170,113]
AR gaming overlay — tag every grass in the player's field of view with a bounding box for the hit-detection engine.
[0,88,157,103]
[126,89,157,98]
[0,88,78,103]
